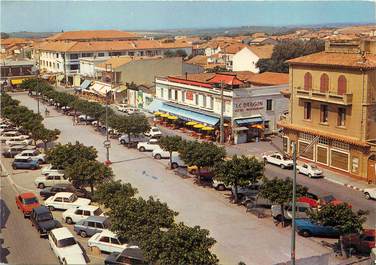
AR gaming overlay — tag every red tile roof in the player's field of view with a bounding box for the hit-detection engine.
[46,30,140,41]
[207,73,245,86]
[246,72,289,86]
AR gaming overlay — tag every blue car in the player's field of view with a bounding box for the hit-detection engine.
[12,157,39,170]
[295,219,339,238]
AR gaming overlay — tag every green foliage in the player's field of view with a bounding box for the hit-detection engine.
[308,203,368,235]
[94,180,138,208]
[46,141,97,170]
[159,136,183,168]
[109,114,150,137]
[164,49,188,58]
[205,66,228,73]
[256,39,325,73]
[64,160,114,194]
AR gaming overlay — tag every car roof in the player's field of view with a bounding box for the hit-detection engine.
[53,183,74,188]
[98,229,116,238]
[54,192,73,198]
[20,192,37,199]
[120,247,144,261]
[33,205,50,214]
[51,227,74,240]
[76,205,99,211]
[86,216,107,222]
[363,229,376,236]
[295,219,314,226]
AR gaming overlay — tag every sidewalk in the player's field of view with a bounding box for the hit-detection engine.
[157,124,376,192]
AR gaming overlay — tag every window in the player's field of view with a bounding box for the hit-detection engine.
[320,73,329,93]
[70,64,79,70]
[99,236,110,243]
[304,72,312,91]
[160,88,164,98]
[209,96,214,109]
[111,238,121,245]
[47,175,54,180]
[70,54,79,60]
[266,99,273,111]
[83,210,91,216]
[63,198,70,203]
[337,108,346,126]
[332,141,349,150]
[195,94,199,105]
[182,91,185,102]
[318,137,329,145]
[75,209,83,215]
[55,176,61,180]
[337,75,347,95]
[174,90,178,100]
[264,120,270,130]
[304,102,311,120]
[320,105,328,123]
[81,53,93,58]
[202,95,206,108]
[54,197,63,202]
[98,53,105,57]
[96,222,104,229]
[87,221,96,228]
[109,52,121,56]
[168,89,172,99]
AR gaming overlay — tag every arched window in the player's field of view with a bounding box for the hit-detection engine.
[320,73,329,93]
[304,72,312,91]
[337,75,347,95]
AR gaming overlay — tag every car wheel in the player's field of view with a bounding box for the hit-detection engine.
[65,217,73,224]
[23,213,27,219]
[38,183,45,189]
[263,158,268,163]
[38,159,44,164]
[171,163,178,169]
[48,206,55,211]
[120,140,125,145]
[139,147,145,152]
[365,192,371,200]
[280,164,286,169]
[12,165,16,169]
[275,214,283,223]
[80,230,87,238]
[308,174,312,178]
[300,230,311,237]
[346,245,358,256]
[217,184,226,191]
[154,154,162,160]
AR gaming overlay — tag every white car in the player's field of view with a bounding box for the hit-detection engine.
[137,139,159,152]
[78,115,95,122]
[15,149,46,163]
[5,137,32,146]
[364,188,376,200]
[62,205,104,224]
[168,153,186,169]
[152,149,179,160]
[262,153,293,169]
[88,229,135,253]
[297,163,323,178]
[48,227,86,265]
[44,192,91,211]
[0,131,23,142]
[41,164,64,176]
[34,173,69,189]
[144,126,162,138]
[212,180,231,191]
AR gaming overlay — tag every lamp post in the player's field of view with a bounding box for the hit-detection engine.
[31,63,40,115]
[291,142,297,265]
[103,63,113,165]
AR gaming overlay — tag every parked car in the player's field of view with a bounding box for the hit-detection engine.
[30,206,61,237]
[74,216,110,238]
[67,110,81,116]
[318,195,351,208]
[297,163,323,178]
[212,180,231,191]
[15,149,46,163]
[152,149,179,160]
[12,157,40,170]
[168,153,186,169]
[41,164,64,176]
[144,126,162,138]
[0,131,22,142]
[78,115,95,122]
[5,137,32,146]
[34,173,69,189]
[48,227,87,265]
[342,229,375,254]
[231,183,261,201]
[364,188,376,200]
[105,247,146,265]
[62,205,104,224]
[15,192,40,217]
[88,229,133,253]
[2,145,35,158]
[295,219,339,238]
[40,184,91,200]
[262,153,293,169]
[187,165,213,177]
[271,202,311,222]
[44,192,91,211]
[137,139,159,152]
[118,134,148,145]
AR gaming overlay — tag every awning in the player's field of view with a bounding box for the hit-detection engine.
[154,112,162,116]
[186,121,197,126]
[10,79,25,85]
[233,127,249,131]
[202,126,214,131]
[234,116,263,126]
[159,104,219,126]
[80,80,91,90]
[145,99,164,113]
[193,124,205,129]
[167,115,178,120]
[90,83,104,94]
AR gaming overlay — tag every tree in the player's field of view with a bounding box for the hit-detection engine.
[31,126,60,150]
[0,32,10,39]
[175,49,188,58]
[94,180,138,208]
[159,136,183,168]
[164,50,176,57]
[258,177,308,225]
[143,223,218,265]
[46,141,97,170]
[205,66,228,73]
[111,114,150,141]
[64,160,114,195]
[215,155,264,202]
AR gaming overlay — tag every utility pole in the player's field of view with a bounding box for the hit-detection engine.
[220,80,224,144]
[291,142,297,265]
[103,64,112,165]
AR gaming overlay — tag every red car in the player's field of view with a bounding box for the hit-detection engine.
[15,192,40,217]
[343,229,376,254]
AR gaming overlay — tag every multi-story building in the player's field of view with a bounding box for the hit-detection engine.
[44,30,141,42]
[279,39,376,183]
[232,45,274,73]
[0,59,35,86]
[154,72,288,144]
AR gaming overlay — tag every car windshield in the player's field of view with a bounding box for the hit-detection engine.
[69,194,78,202]
[94,208,103,216]
[24,197,38,204]
[57,237,77,248]
[38,212,53,221]
[152,128,159,132]
[310,165,318,169]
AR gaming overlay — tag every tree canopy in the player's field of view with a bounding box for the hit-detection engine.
[94,180,138,208]
[159,135,183,168]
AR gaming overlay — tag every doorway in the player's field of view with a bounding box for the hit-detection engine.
[367,154,376,184]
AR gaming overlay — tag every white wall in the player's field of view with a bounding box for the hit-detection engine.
[232,47,260,73]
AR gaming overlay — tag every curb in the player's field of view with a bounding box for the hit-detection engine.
[325,177,365,192]
[343,184,365,192]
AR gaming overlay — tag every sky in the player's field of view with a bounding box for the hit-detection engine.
[1,1,375,32]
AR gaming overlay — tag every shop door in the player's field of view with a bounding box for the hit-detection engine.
[367,155,376,184]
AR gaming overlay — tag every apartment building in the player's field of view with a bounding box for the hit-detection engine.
[279,39,376,183]
[44,30,141,42]
[232,45,274,73]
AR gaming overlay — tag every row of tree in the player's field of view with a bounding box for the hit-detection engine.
[1,92,60,149]
[45,141,219,265]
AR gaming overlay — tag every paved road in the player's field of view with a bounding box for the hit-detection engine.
[10,93,336,265]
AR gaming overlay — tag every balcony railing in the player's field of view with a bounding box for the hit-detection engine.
[296,87,353,105]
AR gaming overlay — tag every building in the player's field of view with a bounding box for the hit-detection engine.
[154,72,288,144]
[232,45,274,73]
[79,57,109,79]
[45,30,141,42]
[249,37,278,46]
[0,59,35,86]
[279,39,376,183]
[127,84,155,109]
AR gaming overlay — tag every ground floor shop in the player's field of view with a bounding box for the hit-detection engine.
[282,126,376,184]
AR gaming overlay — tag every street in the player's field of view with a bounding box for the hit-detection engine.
[2,92,373,265]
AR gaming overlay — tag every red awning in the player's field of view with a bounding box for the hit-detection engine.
[207,73,244,86]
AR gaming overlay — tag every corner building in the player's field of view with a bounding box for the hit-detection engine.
[279,39,376,183]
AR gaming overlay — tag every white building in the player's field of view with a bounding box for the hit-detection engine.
[232,45,274,73]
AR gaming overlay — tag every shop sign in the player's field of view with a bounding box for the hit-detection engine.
[233,99,264,113]
[186,91,193,100]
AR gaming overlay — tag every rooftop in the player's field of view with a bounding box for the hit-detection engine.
[247,45,274,59]
[51,227,74,240]
[0,59,35,67]
[45,30,140,41]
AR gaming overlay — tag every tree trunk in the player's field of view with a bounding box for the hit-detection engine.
[85,114,88,125]
[234,181,239,203]
[339,235,346,257]
[169,151,172,169]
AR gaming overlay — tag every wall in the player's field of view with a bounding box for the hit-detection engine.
[232,47,260,73]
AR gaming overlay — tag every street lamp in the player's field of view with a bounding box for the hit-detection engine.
[104,63,113,165]
[31,64,40,115]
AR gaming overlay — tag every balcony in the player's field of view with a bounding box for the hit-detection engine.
[295,87,353,105]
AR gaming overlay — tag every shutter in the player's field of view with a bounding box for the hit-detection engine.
[316,146,328,164]
[337,75,347,95]
[331,150,349,171]
[299,141,314,160]
[320,74,329,92]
